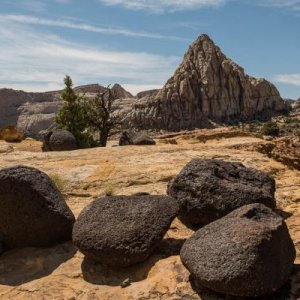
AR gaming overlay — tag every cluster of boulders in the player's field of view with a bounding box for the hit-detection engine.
[0,159,295,298]
[167,159,295,297]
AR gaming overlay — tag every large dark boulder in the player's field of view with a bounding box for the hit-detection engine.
[42,129,77,152]
[167,159,276,228]
[0,166,75,252]
[180,203,296,297]
[73,195,179,267]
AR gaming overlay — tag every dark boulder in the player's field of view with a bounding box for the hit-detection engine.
[180,203,296,297]
[42,129,77,152]
[119,131,133,146]
[133,135,156,146]
[0,166,75,252]
[73,195,179,267]
[167,159,276,228]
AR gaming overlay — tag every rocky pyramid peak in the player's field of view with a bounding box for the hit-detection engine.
[111,83,133,99]
[149,34,287,130]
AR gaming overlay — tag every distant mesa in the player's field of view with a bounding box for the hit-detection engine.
[136,89,160,99]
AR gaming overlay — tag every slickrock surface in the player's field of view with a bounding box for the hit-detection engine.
[122,34,287,130]
[0,128,300,300]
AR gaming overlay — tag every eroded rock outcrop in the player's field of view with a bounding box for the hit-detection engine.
[121,34,287,130]
[0,88,58,128]
[17,101,63,138]
[181,203,296,297]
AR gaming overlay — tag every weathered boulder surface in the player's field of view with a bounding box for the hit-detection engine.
[0,166,75,252]
[42,130,77,152]
[119,34,287,130]
[73,195,179,267]
[167,159,276,228]
[180,203,296,297]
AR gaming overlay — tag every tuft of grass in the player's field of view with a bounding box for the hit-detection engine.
[104,184,116,196]
[49,174,68,191]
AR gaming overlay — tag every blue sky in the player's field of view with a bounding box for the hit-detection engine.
[0,0,299,98]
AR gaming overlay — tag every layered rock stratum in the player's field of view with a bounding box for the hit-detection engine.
[120,34,287,130]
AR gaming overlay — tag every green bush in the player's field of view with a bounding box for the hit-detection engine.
[261,121,280,137]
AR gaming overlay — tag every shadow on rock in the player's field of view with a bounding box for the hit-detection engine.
[81,238,186,286]
[190,264,300,300]
[275,209,293,220]
[155,238,186,257]
[0,242,77,286]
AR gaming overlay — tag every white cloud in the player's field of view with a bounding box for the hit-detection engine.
[258,0,300,11]
[99,0,300,12]
[0,20,179,94]
[1,14,185,40]
[275,74,300,86]
[99,0,224,12]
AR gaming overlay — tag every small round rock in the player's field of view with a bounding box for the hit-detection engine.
[167,159,276,228]
[180,203,296,297]
[73,195,179,267]
[0,166,75,251]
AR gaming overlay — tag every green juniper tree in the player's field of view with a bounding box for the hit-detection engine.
[56,75,92,148]
[56,75,118,148]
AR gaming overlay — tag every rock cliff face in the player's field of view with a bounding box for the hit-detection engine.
[0,89,58,128]
[17,101,63,138]
[0,84,132,137]
[123,34,287,130]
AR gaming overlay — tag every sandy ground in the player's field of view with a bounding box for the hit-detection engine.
[0,129,300,300]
